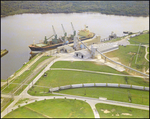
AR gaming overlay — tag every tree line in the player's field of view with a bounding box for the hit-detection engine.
[1,1,149,17]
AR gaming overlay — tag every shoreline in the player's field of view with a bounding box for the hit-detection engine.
[1,12,149,18]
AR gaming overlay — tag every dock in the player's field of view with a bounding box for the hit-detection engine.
[1,49,8,57]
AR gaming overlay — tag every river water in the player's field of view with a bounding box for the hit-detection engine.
[1,13,149,79]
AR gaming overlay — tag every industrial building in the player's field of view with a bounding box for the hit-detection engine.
[75,49,91,59]
[57,45,74,53]
[74,42,119,59]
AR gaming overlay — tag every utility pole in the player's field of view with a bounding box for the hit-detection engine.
[135,43,141,64]
[7,78,8,86]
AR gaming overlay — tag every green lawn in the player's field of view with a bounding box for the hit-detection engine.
[147,47,149,52]
[147,47,149,60]
[28,61,148,96]
[129,33,149,44]
[95,103,149,118]
[104,45,149,72]
[59,87,149,105]
[147,54,149,60]
[51,61,128,75]
[34,70,148,87]
[27,70,148,97]
[28,86,61,96]
[4,99,94,118]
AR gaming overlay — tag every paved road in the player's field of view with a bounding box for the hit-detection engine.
[2,92,149,118]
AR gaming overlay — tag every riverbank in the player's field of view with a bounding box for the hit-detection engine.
[1,1,149,18]
[1,12,149,18]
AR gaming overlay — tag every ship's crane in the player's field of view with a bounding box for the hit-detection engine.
[71,22,76,40]
[52,25,57,40]
[52,25,59,44]
[44,35,54,44]
[61,24,67,42]
[61,24,67,37]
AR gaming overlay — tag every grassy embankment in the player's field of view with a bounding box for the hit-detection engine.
[147,47,149,60]
[4,99,94,118]
[104,45,149,72]
[129,33,149,44]
[1,53,40,82]
[95,103,149,118]
[28,61,149,105]
[1,98,14,112]
[1,55,52,95]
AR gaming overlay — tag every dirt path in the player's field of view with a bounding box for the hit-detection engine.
[50,68,146,78]
[144,45,149,62]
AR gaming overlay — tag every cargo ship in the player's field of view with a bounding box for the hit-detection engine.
[29,23,95,54]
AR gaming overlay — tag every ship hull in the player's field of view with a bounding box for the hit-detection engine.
[29,33,95,52]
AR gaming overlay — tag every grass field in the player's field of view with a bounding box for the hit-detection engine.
[51,61,124,74]
[4,99,94,118]
[59,87,149,105]
[104,45,149,72]
[95,103,149,118]
[28,61,148,96]
[34,70,148,87]
[129,33,149,44]
[147,47,149,60]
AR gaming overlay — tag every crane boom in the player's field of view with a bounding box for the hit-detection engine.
[61,24,67,36]
[52,25,56,35]
[47,35,54,40]
[71,22,76,36]
[71,22,75,31]
[52,25,57,40]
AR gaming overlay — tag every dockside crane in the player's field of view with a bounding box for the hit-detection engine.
[61,24,67,41]
[71,22,76,40]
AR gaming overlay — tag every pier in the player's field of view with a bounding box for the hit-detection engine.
[1,49,8,57]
